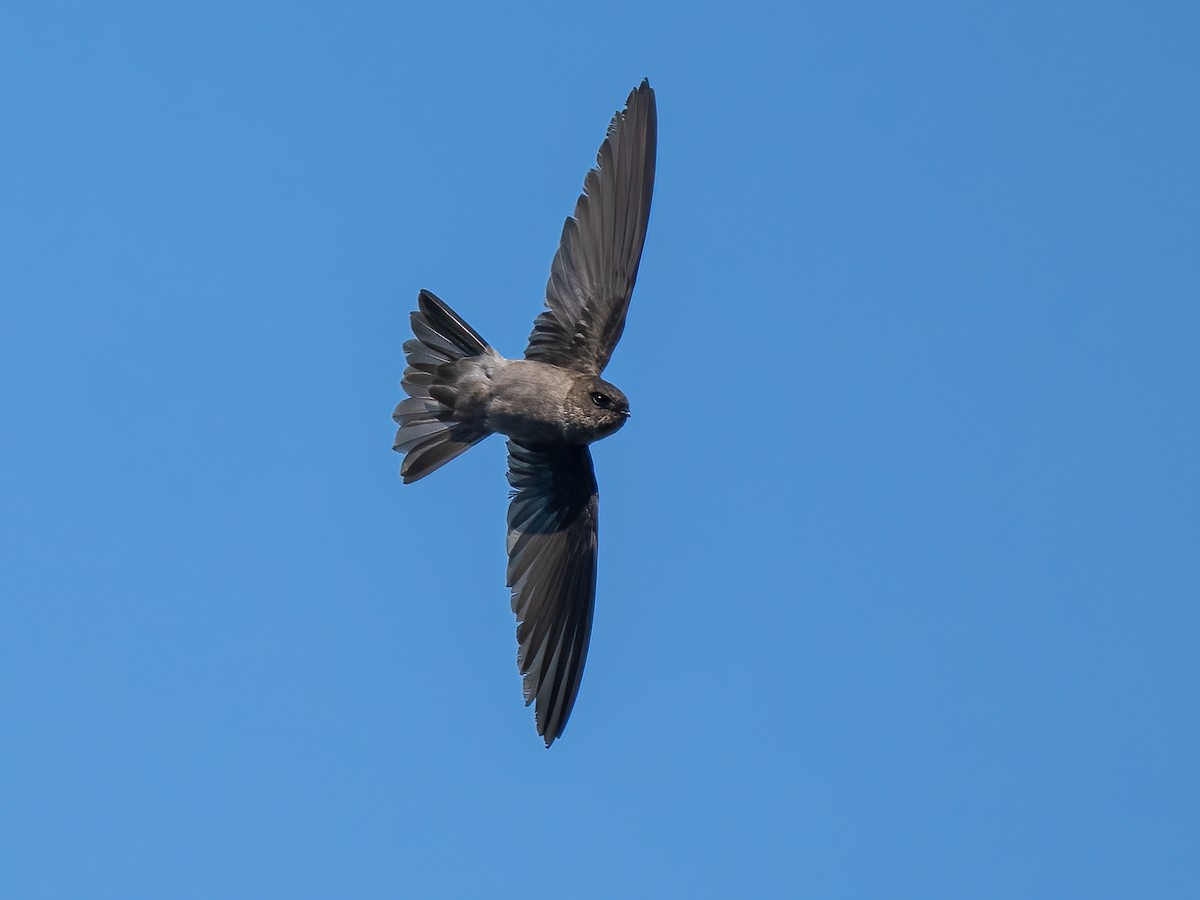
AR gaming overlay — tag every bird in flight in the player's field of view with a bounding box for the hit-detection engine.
[392,80,657,746]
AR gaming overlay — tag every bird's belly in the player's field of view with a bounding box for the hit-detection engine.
[487,410,569,444]
[483,360,577,444]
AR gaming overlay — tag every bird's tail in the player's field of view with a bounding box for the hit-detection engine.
[393,289,493,483]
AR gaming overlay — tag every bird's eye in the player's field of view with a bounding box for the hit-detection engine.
[590,392,611,408]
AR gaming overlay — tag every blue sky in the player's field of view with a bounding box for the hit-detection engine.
[2,1,1198,897]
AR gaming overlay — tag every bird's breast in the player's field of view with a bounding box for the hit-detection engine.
[484,359,577,444]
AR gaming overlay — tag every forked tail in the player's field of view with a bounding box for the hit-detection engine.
[392,289,493,483]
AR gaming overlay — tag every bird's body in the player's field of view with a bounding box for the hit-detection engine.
[393,80,656,745]
[437,353,629,448]
[479,359,582,445]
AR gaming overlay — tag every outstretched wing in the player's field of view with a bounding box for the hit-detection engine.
[524,79,657,375]
[505,440,599,746]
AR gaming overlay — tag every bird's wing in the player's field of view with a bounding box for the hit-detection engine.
[524,79,657,375]
[505,440,599,746]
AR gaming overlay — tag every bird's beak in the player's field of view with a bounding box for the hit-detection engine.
[619,409,631,418]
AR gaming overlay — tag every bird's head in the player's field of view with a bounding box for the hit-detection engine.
[565,376,630,443]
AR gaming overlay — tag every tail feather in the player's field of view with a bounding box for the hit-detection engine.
[393,290,492,483]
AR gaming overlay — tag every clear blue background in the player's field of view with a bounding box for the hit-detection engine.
[3,2,1197,897]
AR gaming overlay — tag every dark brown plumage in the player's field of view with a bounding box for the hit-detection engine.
[393,80,657,745]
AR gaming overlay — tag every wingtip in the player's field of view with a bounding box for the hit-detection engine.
[629,78,654,108]
[626,80,657,138]
[415,288,440,316]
